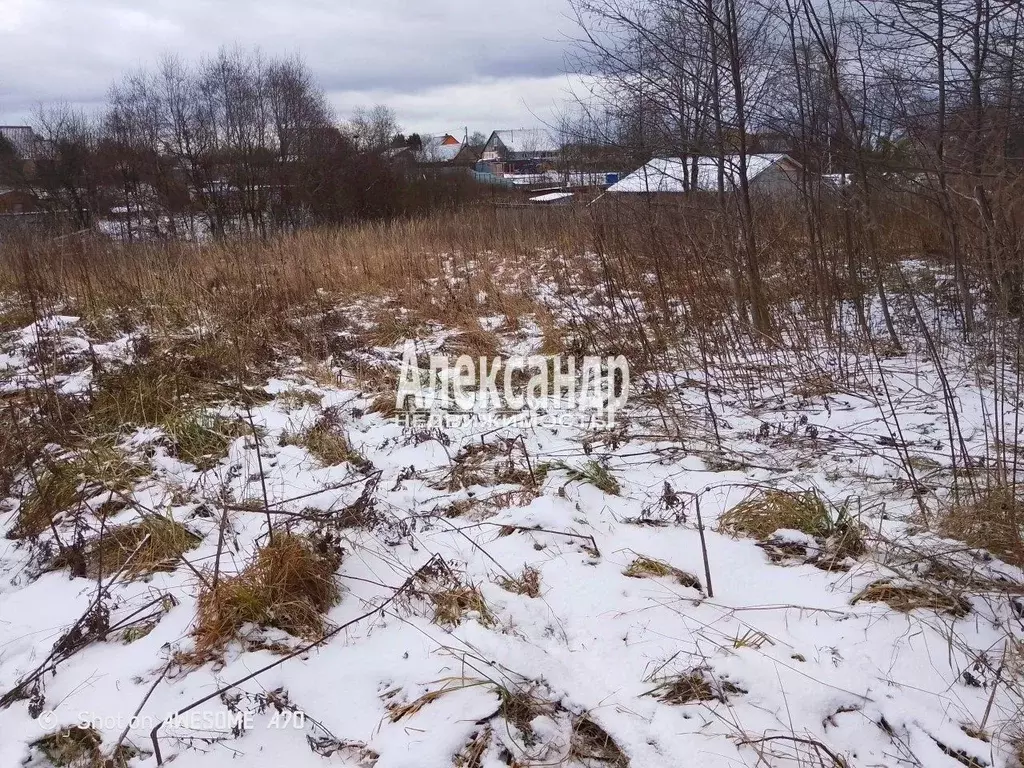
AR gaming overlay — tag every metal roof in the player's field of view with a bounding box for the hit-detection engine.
[608,154,795,193]
[491,129,560,155]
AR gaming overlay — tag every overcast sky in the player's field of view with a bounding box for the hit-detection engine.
[0,0,581,136]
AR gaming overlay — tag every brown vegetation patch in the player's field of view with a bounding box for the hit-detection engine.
[76,516,200,580]
[7,440,151,539]
[569,715,629,767]
[943,485,1024,567]
[431,583,494,628]
[623,555,702,591]
[647,668,745,705]
[852,580,971,617]
[497,566,541,598]
[720,489,835,540]
[276,387,323,411]
[193,534,341,655]
[792,375,838,398]
[30,725,134,768]
[444,324,502,359]
[32,726,102,768]
[10,461,82,539]
[281,407,366,468]
[385,678,485,722]
[455,726,491,768]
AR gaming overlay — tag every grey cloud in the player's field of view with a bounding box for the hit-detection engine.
[0,0,578,132]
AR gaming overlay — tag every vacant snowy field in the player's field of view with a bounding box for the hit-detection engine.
[1,263,1022,768]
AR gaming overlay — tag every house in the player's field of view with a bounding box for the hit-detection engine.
[479,129,560,174]
[608,154,804,195]
[417,134,462,164]
[384,145,418,165]
[0,188,39,215]
[452,143,483,167]
[0,126,39,158]
[0,126,42,180]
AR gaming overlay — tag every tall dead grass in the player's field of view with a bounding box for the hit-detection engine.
[193,533,341,656]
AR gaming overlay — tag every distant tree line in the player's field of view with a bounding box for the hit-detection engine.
[0,48,483,240]
[569,0,1024,336]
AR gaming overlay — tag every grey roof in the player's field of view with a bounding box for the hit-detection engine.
[608,154,797,193]
[491,129,560,155]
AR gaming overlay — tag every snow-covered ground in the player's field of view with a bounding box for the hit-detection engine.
[1,290,1022,768]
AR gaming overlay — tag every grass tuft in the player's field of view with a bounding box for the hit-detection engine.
[193,533,341,655]
[454,726,491,768]
[431,583,494,627]
[852,580,971,617]
[90,356,213,432]
[558,460,620,496]
[80,515,200,580]
[943,485,1024,566]
[720,489,835,540]
[164,412,248,470]
[645,667,745,706]
[497,566,541,598]
[275,387,323,411]
[623,555,702,591]
[282,408,366,468]
[569,715,630,767]
[10,461,82,539]
[792,375,837,398]
[387,682,473,722]
[31,726,109,768]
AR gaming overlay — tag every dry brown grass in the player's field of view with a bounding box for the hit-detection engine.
[497,566,541,598]
[454,726,491,768]
[943,485,1024,567]
[444,323,503,359]
[10,460,82,539]
[647,668,744,705]
[29,725,134,768]
[0,210,562,352]
[7,439,150,540]
[719,489,836,540]
[368,311,427,348]
[569,715,630,767]
[431,583,494,628]
[77,516,200,580]
[852,579,971,617]
[792,374,838,398]
[281,408,365,468]
[655,672,716,704]
[31,726,102,768]
[622,555,702,591]
[386,680,484,722]
[193,533,341,655]
[276,387,323,411]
